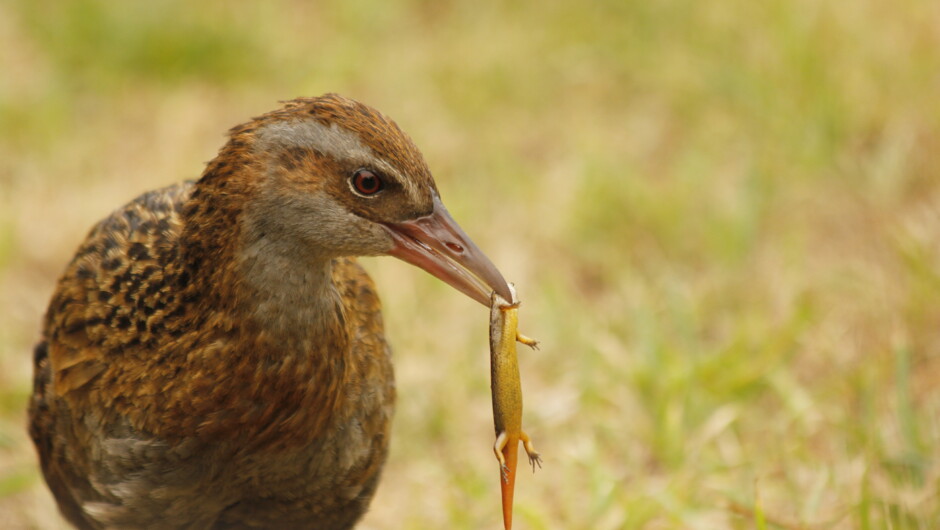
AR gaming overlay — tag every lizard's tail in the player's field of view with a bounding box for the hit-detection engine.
[500,441,518,530]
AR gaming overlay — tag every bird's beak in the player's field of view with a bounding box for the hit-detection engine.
[383,195,512,307]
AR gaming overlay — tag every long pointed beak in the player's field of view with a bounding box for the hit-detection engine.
[383,196,512,306]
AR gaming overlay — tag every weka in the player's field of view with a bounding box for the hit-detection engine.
[28,94,512,529]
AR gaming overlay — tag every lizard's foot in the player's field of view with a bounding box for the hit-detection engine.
[500,462,510,484]
[526,451,543,473]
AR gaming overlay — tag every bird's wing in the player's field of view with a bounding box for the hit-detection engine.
[28,182,196,528]
[41,183,194,398]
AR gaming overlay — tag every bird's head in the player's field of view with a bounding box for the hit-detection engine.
[204,94,511,306]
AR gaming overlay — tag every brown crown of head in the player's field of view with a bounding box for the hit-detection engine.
[201,93,439,225]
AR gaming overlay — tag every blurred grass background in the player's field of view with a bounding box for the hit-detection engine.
[1,0,939,528]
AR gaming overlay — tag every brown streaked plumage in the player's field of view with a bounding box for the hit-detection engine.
[29,94,512,529]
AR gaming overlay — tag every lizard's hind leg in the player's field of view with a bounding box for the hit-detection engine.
[493,431,510,482]
[519,431,542,472]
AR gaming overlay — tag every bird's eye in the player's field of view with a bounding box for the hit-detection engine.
[350,169,384,197]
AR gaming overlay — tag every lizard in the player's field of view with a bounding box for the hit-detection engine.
[490,283,542,530]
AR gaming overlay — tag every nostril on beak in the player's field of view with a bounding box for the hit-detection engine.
[445,242,464,253]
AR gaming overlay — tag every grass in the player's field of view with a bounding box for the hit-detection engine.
[2,0,939,527]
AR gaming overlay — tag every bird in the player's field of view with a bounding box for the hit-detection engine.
[28,93,513,529]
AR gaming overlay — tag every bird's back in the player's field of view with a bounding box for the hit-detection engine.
[29,181,395,529]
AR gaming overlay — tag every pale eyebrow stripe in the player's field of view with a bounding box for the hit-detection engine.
[253,119,420,200]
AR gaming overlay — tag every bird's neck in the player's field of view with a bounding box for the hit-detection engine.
[166,167,353,445]
[234,235,345,342]
[180,153,347,343]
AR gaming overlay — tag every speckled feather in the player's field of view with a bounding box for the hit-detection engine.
[27,94,445,529]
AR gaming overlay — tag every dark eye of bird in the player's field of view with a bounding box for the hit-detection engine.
[351,169,384,196]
